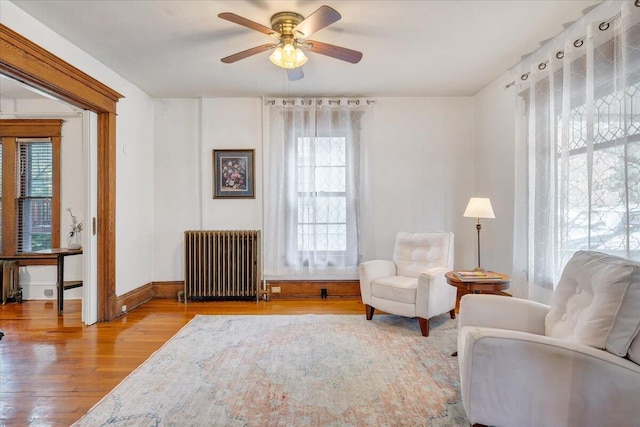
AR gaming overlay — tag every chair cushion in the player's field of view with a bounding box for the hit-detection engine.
[371,276,417,304]
[629,334,640,365]
[545,251,640,356]
[393,232,452,278]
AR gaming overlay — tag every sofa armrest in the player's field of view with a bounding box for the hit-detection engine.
[459,293,550,335]
[358,260,396,305]
[459,326,640,427]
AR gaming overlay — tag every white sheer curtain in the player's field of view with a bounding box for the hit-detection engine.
[514,1,640,292]
[263,97,373,279]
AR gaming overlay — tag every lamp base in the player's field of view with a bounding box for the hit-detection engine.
[473,266,486,273]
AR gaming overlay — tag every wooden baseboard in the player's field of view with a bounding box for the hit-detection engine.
[152,281,183,299]
[267,280,360,300]
[115,282,153,316]
[121,280,360,304]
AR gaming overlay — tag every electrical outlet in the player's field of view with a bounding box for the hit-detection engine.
[44,289,53,297]
[271,286,281,294]
[121,305,127,312]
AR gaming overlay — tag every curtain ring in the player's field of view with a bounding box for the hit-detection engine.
[635,0,639,7]
[538,62,547,70]
[599,22,610,31]
[521,73,529,81]
[317,100,322,105]
[556,51,564,59]
[574,38,584,48]
[367,100,374,105]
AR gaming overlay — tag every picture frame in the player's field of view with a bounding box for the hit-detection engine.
[212,149,255,198]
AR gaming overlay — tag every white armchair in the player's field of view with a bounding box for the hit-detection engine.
[458,251,640,427]
[358,231,456,337]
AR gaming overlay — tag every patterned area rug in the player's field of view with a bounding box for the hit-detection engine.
[73,314,468,426]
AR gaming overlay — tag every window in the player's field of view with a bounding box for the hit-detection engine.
[0,120,61,256]
[296,136,348,254]
[264,99,367,277]
[519,17,640,287]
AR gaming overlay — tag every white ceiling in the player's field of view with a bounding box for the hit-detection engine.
[7,0,601,99]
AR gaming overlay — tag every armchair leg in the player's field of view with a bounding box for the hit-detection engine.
[449,309,456,319]
[365,304,375,320]
[418,317,429,337]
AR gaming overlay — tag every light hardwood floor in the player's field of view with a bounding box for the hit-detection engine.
[0,298,365,426]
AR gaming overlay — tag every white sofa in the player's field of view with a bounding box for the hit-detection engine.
[358,231,457,336]
[458,251,640,427]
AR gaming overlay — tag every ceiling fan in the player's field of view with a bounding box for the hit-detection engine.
[218,5,363,81]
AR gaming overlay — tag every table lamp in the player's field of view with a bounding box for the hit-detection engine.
[463,197,495,272]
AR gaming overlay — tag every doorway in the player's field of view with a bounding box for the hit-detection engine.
[1,23,122,321]
[0,76,99,323]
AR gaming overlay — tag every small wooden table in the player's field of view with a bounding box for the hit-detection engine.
[1,248,82,314]
[445,271,510,294]
[446,270,510,358]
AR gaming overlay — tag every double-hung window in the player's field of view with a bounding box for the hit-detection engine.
[0,120,61,256]
[295,135,349,258]
[265,99,364,277]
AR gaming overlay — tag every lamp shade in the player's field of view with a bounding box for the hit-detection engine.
[463,197,495,219]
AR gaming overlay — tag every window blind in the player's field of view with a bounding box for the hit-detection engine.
[16,138,53,252]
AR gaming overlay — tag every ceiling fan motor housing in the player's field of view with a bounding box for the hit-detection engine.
[270,12,304,38]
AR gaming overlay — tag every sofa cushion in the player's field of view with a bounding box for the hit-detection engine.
[371,276,417,304]
[545,251,640,356]
[393,232,451,278]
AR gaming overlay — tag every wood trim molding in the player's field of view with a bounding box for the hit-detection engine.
[115,282,153,316]
[152,281,183,299]
[0,24,122,113]
[267,280,361,300]
[0,23,123,321]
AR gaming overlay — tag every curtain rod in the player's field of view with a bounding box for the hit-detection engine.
[264,98,375,106]
[505,4,637,89]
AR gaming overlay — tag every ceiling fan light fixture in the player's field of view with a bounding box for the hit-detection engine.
[269,42,308,69]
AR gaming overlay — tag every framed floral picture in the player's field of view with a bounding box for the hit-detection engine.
[213,149,255,198]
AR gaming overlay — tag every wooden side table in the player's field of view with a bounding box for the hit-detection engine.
[1,248,83,314]
[445,271,510,294]
[446,271,510,357]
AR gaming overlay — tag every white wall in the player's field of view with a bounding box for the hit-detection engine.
[200,99,263,230]
[152,98,263,281]
[1,0,524,296]
[363,98,476,266]
[1,1,155,296]
[152,96,477,281]
[153,99,201,281]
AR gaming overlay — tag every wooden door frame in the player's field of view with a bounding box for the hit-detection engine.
[0,24,123,321]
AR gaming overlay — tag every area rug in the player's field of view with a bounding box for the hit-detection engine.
[73,314,468,426]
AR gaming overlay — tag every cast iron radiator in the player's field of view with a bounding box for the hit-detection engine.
[184,230,261,302]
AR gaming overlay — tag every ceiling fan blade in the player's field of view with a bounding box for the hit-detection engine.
[218,12,280,38]
[221,44,277,63]
[287,68,304,81]
[303,40,363,64]
[293,5,341,39]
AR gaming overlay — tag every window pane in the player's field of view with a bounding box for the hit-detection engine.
[296,136,348,252]
[315,166,345,192]
[16,140,53,252]
[17,198,52,252]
